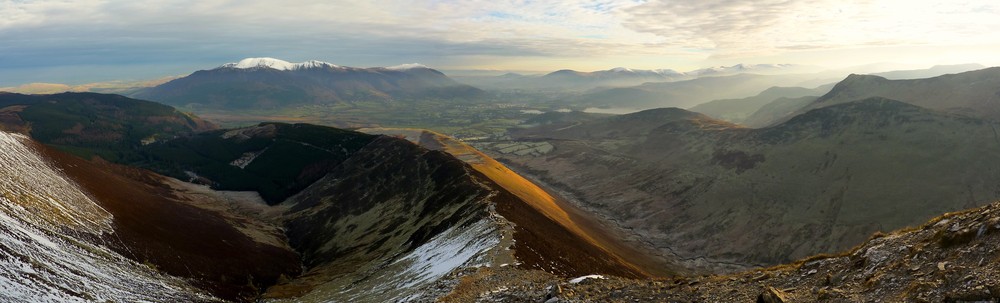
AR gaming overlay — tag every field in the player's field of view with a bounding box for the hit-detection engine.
[183,92,573,140]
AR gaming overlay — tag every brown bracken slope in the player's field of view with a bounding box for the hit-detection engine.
[33,142,301,302]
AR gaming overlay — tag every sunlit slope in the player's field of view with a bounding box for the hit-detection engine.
[361,128,683,277]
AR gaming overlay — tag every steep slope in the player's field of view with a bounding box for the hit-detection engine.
[494,98,1000,271]
[138,123,378,204]
[452,199,1000,302]
[0,131,216,302]
[133,58,485,109]
[2,93,659,301]
[688,85,832,123]
[141,124,653,301]
[1,130,302,302]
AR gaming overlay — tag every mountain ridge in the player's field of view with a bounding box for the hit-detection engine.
[488,97,1000,272]
[133,59,485,110]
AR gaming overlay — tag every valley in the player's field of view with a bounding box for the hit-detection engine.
[3,58,1000,302]
[7,1,1000,301]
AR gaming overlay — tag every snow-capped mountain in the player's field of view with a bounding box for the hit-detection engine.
[134,58,484,109]
[219,57,341,70]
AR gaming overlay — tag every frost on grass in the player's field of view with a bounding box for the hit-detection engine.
[0,131,216,302]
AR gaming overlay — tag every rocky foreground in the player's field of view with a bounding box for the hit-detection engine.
[432,200,1000,302]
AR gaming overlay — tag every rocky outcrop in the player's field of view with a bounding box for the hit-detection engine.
[448,200,1000,302]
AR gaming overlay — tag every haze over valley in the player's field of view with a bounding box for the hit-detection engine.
[4,1,1000,302]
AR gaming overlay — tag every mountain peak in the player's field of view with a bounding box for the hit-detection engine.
[219,57,339,71]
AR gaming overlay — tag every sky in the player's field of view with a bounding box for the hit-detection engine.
[2,0,1000,86]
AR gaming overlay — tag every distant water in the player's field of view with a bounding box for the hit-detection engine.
[582,107,641,115]
[520,109,545,114]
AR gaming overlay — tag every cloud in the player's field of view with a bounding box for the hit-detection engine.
[1,0,998,85]
[0,1,656,61]
[621,0,1000,57]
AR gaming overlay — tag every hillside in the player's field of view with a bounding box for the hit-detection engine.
[741,95,820,127]
[0,92,216,160]
[493,98,1000,271]
[769,67,1000,124]
[445,199,1000,302]
[0,92,658,301]
[688,85,832,124]
[133,58,485,110]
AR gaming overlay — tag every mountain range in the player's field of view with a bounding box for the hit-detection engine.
[490,94,1000,271]
[133,58,485,110]
[453,63,819,91]
[0,92,661,301]
[740,66,1000,127]
[4,61,1000,302]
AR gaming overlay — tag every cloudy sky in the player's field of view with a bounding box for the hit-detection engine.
[2,0,999,86]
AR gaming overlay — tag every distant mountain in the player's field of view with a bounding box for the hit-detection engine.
[536,67,685,89]
[794,67,1000,121]
[499,98,1000,271]
[454,67,685,91]
[738,65,1000,127]
[452,64,817,92]
[0,77,180,95]
[685,63,821,77]
[567,73,840,110]
[872,63,985,80]
[133,58,485,109]
[688,84,834,123]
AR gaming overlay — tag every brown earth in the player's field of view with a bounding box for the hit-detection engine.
[32,142,301,302]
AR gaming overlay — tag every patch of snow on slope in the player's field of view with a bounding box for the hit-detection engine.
[569,275,606,284]
[229,148,267,169]
[303,218,500,302]
[394,219,497,290]
[0,131,215,302]
[219,57,339,70]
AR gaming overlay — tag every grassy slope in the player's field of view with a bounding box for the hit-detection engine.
[497,98,1000,271]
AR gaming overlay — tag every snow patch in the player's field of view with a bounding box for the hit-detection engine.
[569,275,606,284]
[0,131,214,302]
[230,148,267,169]
[219,57,339,71]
